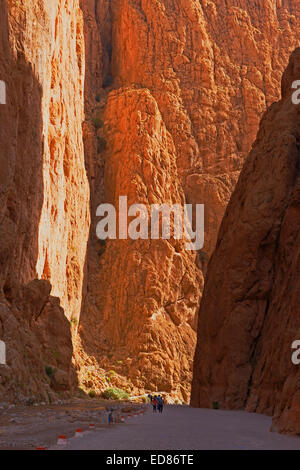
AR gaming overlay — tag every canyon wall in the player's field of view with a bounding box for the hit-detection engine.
[0,0,299,404]
[110,0,300,257]
[0,0,89,402]
[191,48,300,434]
[77,0,300,400]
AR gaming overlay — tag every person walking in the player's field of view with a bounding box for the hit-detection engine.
[157,395,161,413]
[152,396,158,413]
[157,395,164,413]
[108,408,114,425]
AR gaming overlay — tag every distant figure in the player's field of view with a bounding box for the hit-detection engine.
[157,395,164,413]
[152,396,158,413]
[157,395,161,413]
[148,394,153,403]
[108,408,114,425]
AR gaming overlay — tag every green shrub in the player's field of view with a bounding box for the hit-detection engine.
[92,117,103,129]
[101,387,130,401]
[108,370,116,377]
[45,365,55,380]
[26,397,35,406]
[52,350,60,361]
[95,95,101,103]
[88,389,96,398]
[212,401,219,410]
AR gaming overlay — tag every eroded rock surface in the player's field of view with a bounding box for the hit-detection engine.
[0,279,75,402]
[110,0,300,257]
[78,0,300,400]
[80,87,202,401]
[1,0,300,405]
[191,48,300,435]
[0,0,89,401]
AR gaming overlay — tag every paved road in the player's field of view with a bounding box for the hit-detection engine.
[63,405,300,450]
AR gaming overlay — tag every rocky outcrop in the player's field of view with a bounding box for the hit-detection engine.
[0,280,76,402]
[78,0,299,400]
[1,0,89,322]
[0,0,89,401]
[191,48,300,434]
[111,0,300,258]
[79,87,202,401]
[1,0,299,404]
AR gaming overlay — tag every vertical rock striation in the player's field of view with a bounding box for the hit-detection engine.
[80,87,202,401]
[78,0,299,400]
[0,0,299,405]
[0,0,89,401]
[111,0,300,258]
[191,48,300,434]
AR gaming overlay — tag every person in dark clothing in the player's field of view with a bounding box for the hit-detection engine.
[108,408,114,425]
[157,395,161,413]
[152,396,158,412]
[157,395,164,413]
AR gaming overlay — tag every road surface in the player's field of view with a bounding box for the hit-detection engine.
[62,405,300,450]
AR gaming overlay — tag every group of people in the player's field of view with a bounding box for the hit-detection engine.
[148,394,164,413]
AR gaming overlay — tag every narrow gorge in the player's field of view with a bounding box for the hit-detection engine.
[191,48,300,435]
[0,0,299,435]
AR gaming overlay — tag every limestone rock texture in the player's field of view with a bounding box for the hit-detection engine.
[0,280,76,402]
[0,0,89,401]
[110,0,300,258]
[78,0,299,401]
[80,86,202,401]
[0,0,300,404]
[191,48,300,434]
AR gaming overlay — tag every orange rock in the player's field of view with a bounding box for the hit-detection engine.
[0,279,76,402]
[79,0,299,400]
[1,0,300,404]
[110,0,300,259]
[0,0,88,401]
[79,87,202,401]
[191,48,300,434]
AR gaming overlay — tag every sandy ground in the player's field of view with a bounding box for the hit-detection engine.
[62,405,300,450]
[0,399,141,450]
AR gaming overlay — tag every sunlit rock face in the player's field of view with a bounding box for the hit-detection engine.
[1,0,90,320]
[0,0,89,401]
[79,86,202,402]
[110,0,300,258]
[77,0,299,401]
[191,48,300,435]
[0,0,299,404]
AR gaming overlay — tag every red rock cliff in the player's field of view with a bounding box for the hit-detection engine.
[191,48,300,435]
[1,0,299,405]
[0,0,89,402]
[77,0,300,401]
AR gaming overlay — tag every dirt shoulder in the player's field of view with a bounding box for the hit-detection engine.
[0,398,143,450]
